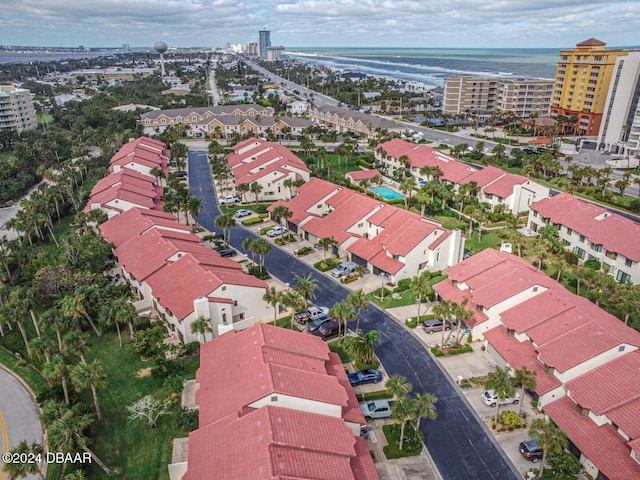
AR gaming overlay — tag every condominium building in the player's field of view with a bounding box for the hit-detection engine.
[0,85,37,132]
[258,29,271,59]
[551,38,628,136]
[597,51,640,158]
[266,46,285,62]
[443,76,553,118]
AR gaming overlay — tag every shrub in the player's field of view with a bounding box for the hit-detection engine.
[382,423,424,459]
[275,238,284,246]
[531,399,538,408]
[357,158,374,169]
[255,204,269,214]
[357,389,392,402]
[242,216,264,226]
[447,345,473,356]
[247,265,270,279]
[431,347,445,357]
[499,410,523,427]
[341,273,360,284]
[584,258,601,271]
[405,318,418,329]
[184,341,200,356]
[259,226,274,235]
[295,246,312,256]
[314,258,341,271]
[394,278,411,292]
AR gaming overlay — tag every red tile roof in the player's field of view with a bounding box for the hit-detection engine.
[267,178,338,223]
[99,208,189,247]
[608,398,640,440]
[325,353,367,425]
[184,406,359,480]
[146,252,266,320]
[459,165,505,188]
[530,192,640,261]
[500,290,575,334]
[90,169,156,196]
[85,180,160,213]
[379,138,477,183]
[484,326,561,395]
[566,351,640,416]
[346,169,382,182]
[544,396,640,479]
[196,323,346,426]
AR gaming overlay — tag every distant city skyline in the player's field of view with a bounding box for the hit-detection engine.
[1,0,639,50]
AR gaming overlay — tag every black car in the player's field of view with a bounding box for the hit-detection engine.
[215,248,237,258]
[519,439,543,462]
[175,171,187,177]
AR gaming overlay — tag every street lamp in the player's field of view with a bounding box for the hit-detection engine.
[379,273,387,301]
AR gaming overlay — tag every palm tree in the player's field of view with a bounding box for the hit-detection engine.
[190,316,213,343]
[347,289,369,334]
[5,440,45,480]
[186,196,204,226]
[432,299,456,347]
[328,300,355,343]
[263,286,282,323]
[386,374,413,400]
[484,365,515,425]
[214,214,236,247]
[42,354,71,404]
[250,181,263,205]
[529,418,569,480]
[251,238,272,271]
[410,274,433,322]
[271,205,292,241]
[280,290,305,329]
[293,273,319,308]
[3,292,32,357]
[347,329,381,365]
[58,292,102,337]
[513,367,537,415]
[413,392,438,431]
[46,403,111,475]
[318,236,338,260]
[391,397,415,451]
[70,360,107,421]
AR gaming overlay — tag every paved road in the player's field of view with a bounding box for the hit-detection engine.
[188,150,518,480]
[0,366,42,480]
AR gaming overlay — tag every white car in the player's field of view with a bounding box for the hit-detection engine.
[482,389,520,407]
[266,226,288,237]
[235,209,252,218]
[219,195,240,205]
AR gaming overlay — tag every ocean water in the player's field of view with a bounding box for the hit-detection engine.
[287,47,561,88]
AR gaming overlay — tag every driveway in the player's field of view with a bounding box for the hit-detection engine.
[188,150,518,479]
[0,366,43,480]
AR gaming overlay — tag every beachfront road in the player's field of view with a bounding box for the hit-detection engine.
[0,366,42,480]
[188,150,519,480]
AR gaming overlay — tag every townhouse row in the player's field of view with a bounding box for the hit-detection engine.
[434,248,640,479]
[86,137,272,344]
[267,177,465,282]
[309,104,403,137]
[169,323,378,480]
[140,103,313,139]
[376,137,550,215]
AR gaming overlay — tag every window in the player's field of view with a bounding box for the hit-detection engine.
[575,405,590,417]
[591,243,602,252]
[618,345,626,352]
[543,365,555,374]
[573,247,586,260]
[271,395,278,402]
[507,329,515,337]
[579,235,586,243]
[625,258,633,268]
[616,270,631,284]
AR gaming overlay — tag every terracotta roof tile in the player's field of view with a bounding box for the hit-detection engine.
[99,208,188,247]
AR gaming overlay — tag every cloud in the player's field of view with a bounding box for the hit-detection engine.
[0,0,637,48]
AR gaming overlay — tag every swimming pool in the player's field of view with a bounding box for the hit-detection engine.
[369,186,405,201]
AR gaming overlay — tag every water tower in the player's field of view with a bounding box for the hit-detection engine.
[154,41,168,77]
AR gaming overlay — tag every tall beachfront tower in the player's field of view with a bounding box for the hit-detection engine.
[551,38,627,136]
[259,29,271,59]
[0,85,37,132]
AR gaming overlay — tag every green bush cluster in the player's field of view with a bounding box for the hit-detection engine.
[255,204,269,214]
[259,226,274,235]
[499,410,523,427]
[242,216,264,226]
[405,318,418,329]
[295,246,312,256]
[357,389,391,402]
[382,423,424,459]
[430,347,445,357]
[341,273,360,284]
[447,345,473,356]
[247,265,270,279]
[357,159,374,169]
[314,258,341,271]
[394,278,412,292]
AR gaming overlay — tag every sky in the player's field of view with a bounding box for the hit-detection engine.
[1,0,639,50]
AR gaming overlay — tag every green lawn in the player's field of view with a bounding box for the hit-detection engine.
[85,334,199,480]
[298,152,363,178]
[367,274,447,309]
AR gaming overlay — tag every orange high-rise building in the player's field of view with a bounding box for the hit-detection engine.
[551,38,627,136]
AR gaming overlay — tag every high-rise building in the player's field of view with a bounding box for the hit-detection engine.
[598,51,640,158]
[244,42,258,57]
[258,29,271,59]
[0,85,37,132]
[444,76,553,118]
[550,38,628,136]
[266,46,285,62]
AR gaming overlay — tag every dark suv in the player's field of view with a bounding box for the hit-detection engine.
[519,439,543,462]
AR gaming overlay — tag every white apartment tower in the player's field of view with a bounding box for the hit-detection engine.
[0,85,37,132]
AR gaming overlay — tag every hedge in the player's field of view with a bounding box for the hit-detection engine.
[314,258,341,272]
[259,225,275,235]
[394,278,411,292]
[405,318,418,329]
[295,246,313,256]
[357,159,374,169]
[242,217,264,226]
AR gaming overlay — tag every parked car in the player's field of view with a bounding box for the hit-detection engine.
[482,389,521,407]
[174,171,187,177]
[330,261,357,278]
[219,195,240,205]
[215,248,237,258]
[306,316,332,332]
[360,400,392,420]
[348,369,383,386]
[295,306,330,325]
[422,318,454,334]
[266,225,288,237]
[310,320,344,340]
[235,209,252,218]
[519,439,544,462]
